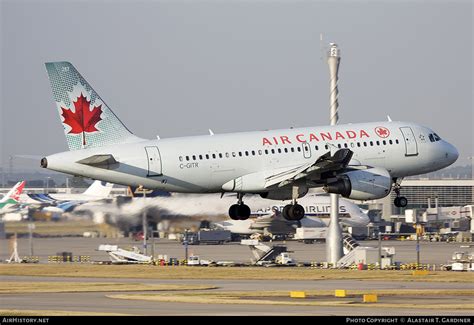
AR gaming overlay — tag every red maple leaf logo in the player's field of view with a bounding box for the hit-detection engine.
[375,127,390,138]
[61,93,102,145]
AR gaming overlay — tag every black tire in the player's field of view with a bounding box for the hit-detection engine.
[282,205,292,221]
[237,204,251,220]
[289,204,305,221]
[394,197,401,207]
[398,197,408,208]
[229,204,240,220]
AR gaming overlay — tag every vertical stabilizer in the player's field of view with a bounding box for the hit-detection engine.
[45,62,143,150]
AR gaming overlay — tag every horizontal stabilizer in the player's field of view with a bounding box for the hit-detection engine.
[77,154,117,168]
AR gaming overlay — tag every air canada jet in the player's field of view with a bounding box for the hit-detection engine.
[41,62,459,221]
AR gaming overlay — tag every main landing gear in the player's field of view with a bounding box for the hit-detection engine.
[393,178,408,208]
[282,203,305,221]
[228,193,251,220]
[282,186,305,221]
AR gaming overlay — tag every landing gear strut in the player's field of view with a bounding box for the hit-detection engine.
[393,178,408,208]
[282,186,305,221]
[228,193,251,220]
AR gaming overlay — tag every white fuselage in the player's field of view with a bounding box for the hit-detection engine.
[44,121,458,194]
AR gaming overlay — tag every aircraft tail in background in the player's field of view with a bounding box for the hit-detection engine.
[0,181,26,209]
[83,180,114,197]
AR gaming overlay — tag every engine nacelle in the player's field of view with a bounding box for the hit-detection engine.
[260,187,308,201]
[324,167,392,200]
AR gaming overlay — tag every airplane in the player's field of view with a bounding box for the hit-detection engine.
[213,194,369,236]
[23,180,114,213]
[41,62,459,221]
[0,181,26,214]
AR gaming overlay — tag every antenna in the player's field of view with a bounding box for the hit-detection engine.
[319,33,325,61]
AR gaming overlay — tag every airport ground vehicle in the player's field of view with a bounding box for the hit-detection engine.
[183,230,231,245]
[187,255,212,266]
[293,227,327,243]
[275,252,297,266]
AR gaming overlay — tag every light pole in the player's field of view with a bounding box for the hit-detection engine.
[325,43,344,266]
[45,177,51,193]
[141,186,147,256]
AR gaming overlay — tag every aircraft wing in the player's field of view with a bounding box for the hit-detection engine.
[265,149,353,188]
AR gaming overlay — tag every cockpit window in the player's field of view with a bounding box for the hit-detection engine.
[433,133,441,141]
[429,134,435,142]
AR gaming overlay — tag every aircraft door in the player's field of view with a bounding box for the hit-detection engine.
[145,146,162,176]
[399,127,418,156]
[302,142,312,159]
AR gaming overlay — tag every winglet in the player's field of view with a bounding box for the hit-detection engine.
[387,115,392,122]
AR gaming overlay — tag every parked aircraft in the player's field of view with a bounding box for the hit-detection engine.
[41,62,458,221]
[23,180,114,213]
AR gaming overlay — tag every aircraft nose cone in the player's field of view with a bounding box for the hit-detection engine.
[447,143,459,164]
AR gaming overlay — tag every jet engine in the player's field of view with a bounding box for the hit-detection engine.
[260,187,308,200]
[324,167,392,200]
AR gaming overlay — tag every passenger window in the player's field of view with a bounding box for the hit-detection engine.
[337,144,341,149]
[258,150,262,155]
[383,140,386,145]
[284,148,288,153]
[278,148,282,153]
[199,155,203,160]
[238,152,242,157]
[297,147,301,152]
[225,153,230,158]
[389,140,393,145]
[376,141,380,146]
[212,154,216,159]
[395,139,399,144]
[179,156,183,162]
[344,143,348,148]
[357,142,361,147]
[192,155,196,160]
[291,147,295,153]
[186,156,190,161]
[205,154,209,159]
[265,149,269,155]
[271,149,275,154]
[324,145,329,150]
[245,151,249,156]
[370,141,373,146]
[232,152,236,157]
[315,145,319,150]
[219,153,223,158]
[252,150,255,156]
[363,142,367,147]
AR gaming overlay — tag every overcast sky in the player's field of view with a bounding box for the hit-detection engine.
[0,0,472,173]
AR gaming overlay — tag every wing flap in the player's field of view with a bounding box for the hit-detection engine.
[270,149,353,188]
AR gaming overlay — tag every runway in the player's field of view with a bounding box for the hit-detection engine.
[1,237,473,315]
[1,275,473,316]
